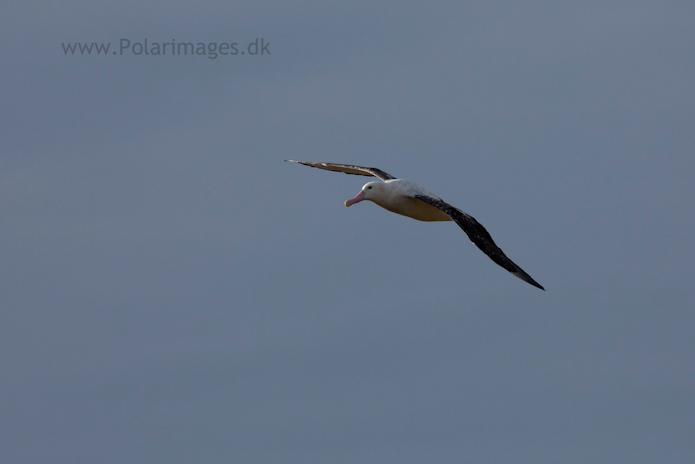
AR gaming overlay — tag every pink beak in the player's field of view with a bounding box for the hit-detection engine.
[345,189,366,207]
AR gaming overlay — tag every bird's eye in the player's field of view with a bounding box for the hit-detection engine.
[367,186,372,189]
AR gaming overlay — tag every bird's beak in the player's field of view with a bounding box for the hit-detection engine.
[345,190,366,207]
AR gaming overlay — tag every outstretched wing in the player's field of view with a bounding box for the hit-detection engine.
[285,160,397,181]
[413,194,545,290]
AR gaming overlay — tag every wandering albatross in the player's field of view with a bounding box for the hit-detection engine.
[286,160,544,290]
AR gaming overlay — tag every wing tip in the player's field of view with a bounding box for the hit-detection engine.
[515,272,545,291]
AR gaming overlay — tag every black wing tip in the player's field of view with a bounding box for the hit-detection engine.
[515,272,545,291]
[285,160,396,181]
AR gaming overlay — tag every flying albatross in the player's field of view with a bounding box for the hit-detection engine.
[286,160,544,290]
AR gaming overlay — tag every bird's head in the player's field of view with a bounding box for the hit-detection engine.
[345,181,383,207]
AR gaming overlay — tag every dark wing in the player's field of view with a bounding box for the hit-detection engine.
[285,160,396,181]
[413,194,545,290]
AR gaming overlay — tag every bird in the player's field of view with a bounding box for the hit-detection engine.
[286,160,544,290]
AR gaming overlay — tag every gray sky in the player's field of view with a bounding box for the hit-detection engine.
[2,1,694,463]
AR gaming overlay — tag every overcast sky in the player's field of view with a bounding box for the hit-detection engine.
[2,1,694,463]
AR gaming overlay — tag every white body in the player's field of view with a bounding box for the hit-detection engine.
[349,179,453,222]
